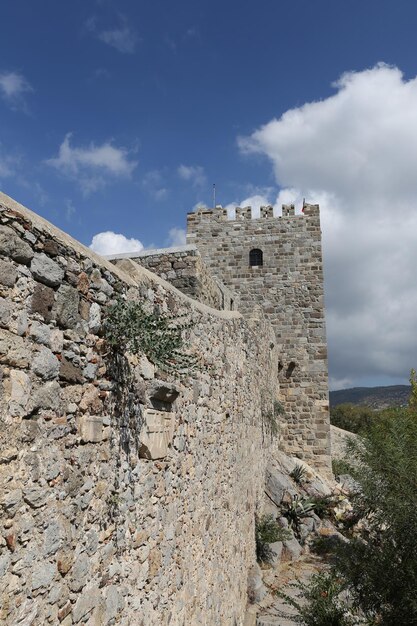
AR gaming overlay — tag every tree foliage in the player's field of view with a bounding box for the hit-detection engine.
[332,406,417,625]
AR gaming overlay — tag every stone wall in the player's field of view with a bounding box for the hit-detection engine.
[107,246,237,311]
[187,204,331,474]
[0,193,280,626]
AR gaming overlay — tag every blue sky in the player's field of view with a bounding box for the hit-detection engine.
[1,0,417,389]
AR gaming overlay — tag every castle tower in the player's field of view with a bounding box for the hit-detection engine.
[187,203,331,472]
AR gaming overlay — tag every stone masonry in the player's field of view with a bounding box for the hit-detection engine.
[107,245,237,311]
[187,203,331,473]
[0,192,282,626]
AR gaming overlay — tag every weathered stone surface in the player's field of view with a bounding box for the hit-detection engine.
[104,585,124,623]
[30,380,61,412]
[43,519,67,557]
[0,297,13,327]
[0,225,34,264]
[267,541,283,568]
[23,486,48,508]
[54,284,80,329]
[147,379,179,404]
[6,369,31,417]
[72,584,100,622]
[0,328,31,367]
[265,464,297,505]
[43,239,59,256]
[139,409,175,460]
[2,488,22,515]
[29,321,51,346]
[59,356,84,383]
[79,415,103,443]
[32,347,59,380]
[32,562,56,590]
[79,384,102,412]
[137,354,155,380]
[88,301,101,333]
[247,563,267,603]
[69,552,90,592]
[31,282,55,321]
[0,258,17,286]
[0,194,333,626]
[31,252,64,287]
[282,536,302,562]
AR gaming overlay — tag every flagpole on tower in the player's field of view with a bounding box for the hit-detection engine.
[213,183,216,208]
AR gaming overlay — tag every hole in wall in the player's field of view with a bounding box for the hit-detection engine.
[285,361,296,378]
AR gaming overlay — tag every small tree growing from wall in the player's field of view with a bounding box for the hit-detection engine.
[104,296,197,374]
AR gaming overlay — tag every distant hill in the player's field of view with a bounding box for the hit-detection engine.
[330,385,411,410]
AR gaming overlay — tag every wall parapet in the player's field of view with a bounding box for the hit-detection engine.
[0,192,280,626]
[108,246,238,311]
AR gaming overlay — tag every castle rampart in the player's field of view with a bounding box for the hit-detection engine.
[107,245,237,311]
[0,192,281,626]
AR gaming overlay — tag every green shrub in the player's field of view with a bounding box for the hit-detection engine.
[282,496,315,536]
[332,459,352,477]
[255,515,290,564]
[311,495,334,519]
[290,463,307,484]
[276,571,356,626]
[104,297,196,374]
[330,403,378,434]
[331,407,417,625]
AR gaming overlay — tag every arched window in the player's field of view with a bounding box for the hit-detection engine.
[249,248,263,267]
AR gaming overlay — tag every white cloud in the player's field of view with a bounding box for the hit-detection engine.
[167,227,186,246]
[86,15,138,54]
[46,134,137,195]
[193,201,209,210]
[225,194,273,219]
[142,170,168,201]
[89,231,144,256]
[0,71,33,110]
[178,164,206,188]
[239,63,417,387]
[98,25,137,54]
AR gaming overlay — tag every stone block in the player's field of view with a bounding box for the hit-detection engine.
[32,347,59,380]
[59,357,84,383]
[80,415,103,443]
[0,329,31,367]
[88,302,101,333]
[72,584,100,622]
[139,409,175,460]
[54,284,80,329]
[0,259,17,286]
[6,369,31,418]
[31,252,64,287]
[31,562,56,590]
[0,297,12,327]
[0,225,34,264]
[147,379,179,403]
[31,282,55,321]
[29,321,51,346]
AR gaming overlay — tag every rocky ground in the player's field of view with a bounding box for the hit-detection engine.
[246,426,355,626]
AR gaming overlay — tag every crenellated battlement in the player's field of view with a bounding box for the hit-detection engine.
[187,202,320,225]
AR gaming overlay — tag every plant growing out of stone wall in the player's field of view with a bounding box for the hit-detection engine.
[261,398,284,438]
[104,296,197,374]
